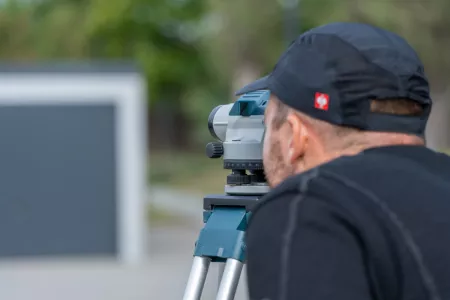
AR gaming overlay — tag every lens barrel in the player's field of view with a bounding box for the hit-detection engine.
[208,105,222,140]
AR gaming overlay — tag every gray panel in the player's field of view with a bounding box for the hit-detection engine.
[0,104,117,257]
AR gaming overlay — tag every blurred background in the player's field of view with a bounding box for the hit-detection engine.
[0,0,449,299]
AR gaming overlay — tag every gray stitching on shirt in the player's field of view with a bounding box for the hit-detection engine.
[322,169,441,300]
[277,168,320,300]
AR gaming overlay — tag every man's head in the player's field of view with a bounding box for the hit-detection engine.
[236,22,432,188]
[263,94,425,187]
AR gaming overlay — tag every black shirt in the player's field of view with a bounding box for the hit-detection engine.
[246,145,450,300]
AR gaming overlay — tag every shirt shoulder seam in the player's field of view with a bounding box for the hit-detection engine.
[319,169,441,300]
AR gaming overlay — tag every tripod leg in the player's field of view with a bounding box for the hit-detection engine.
[216,258,244,300]
[218,262,225,291]
[183,256,211,300]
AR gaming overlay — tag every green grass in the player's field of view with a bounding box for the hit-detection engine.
[149,151,230,195]
[147,203,189,227]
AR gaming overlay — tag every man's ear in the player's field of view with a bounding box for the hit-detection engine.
[286,113,308,163]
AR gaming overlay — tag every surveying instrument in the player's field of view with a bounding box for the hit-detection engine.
[182,90,270,300]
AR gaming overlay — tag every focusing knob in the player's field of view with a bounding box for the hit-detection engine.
[206,142,224,158]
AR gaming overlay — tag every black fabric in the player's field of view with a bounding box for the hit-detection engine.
[235,22,431,136]
[246,145,450,300]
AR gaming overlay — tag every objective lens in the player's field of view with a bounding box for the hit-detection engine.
[208,105,222,140]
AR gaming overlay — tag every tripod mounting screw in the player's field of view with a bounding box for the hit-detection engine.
[206,142,224,158]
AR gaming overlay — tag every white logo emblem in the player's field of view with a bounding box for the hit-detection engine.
[316,94,328,108]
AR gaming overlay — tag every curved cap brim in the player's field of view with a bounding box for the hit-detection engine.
[235,75,270,96]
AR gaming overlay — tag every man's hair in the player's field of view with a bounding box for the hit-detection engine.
[272,98,425,149]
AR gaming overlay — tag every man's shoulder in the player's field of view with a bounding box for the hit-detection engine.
[247,146,450,300]
[251,166,354,219]
[253,145,450,216]
[255,152,370,209]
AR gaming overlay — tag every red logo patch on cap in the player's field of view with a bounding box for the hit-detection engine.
[314,92,329,111]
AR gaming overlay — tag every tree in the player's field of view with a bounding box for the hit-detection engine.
[1,0,449,150]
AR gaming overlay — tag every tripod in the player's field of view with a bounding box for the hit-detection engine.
[182,194,261,300]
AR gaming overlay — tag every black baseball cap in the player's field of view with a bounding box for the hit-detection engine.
[235,22,432,136]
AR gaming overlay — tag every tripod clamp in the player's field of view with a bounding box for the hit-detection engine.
[183,194,261,300]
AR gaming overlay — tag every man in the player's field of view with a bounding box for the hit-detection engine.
[236,22,450,300]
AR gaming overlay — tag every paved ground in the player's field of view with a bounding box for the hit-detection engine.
[0,187,250,300]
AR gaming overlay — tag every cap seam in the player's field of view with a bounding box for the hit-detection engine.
[299,33,430,131]
[300,33,416,99]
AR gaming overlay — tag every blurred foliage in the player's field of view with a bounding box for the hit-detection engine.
[0,0,449,148]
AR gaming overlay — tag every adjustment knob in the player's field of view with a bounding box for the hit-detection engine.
[206,142,224,158]
[227,173,251,185]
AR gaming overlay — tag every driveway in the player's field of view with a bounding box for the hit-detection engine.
[0,187,250,300]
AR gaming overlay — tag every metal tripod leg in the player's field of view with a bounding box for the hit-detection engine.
[218,262,225,291]
[216,258,244,300]
[183,203,253,300]
[183,256,211,300]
